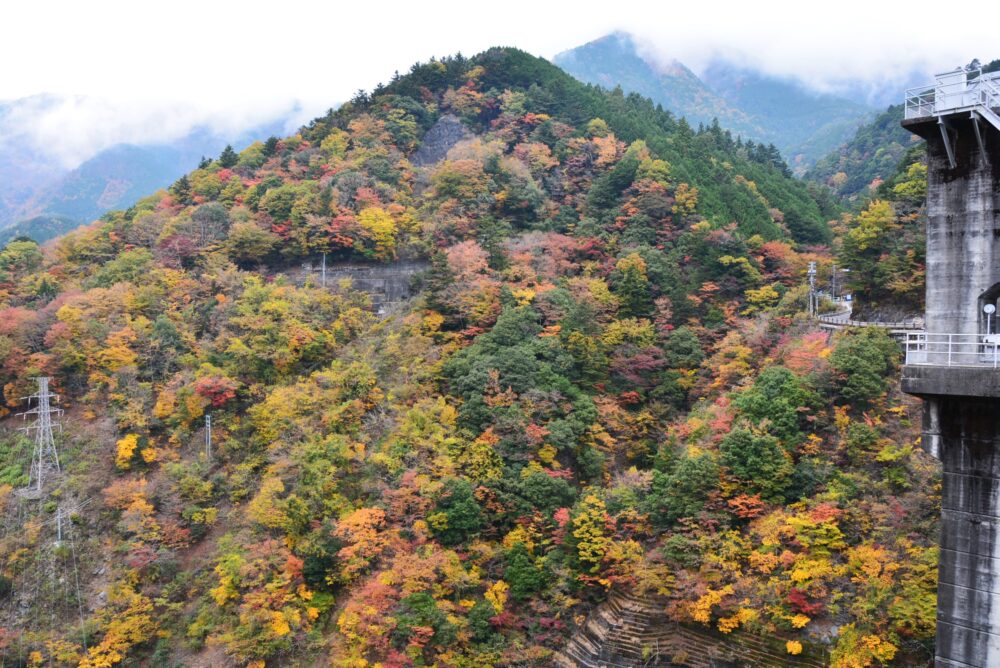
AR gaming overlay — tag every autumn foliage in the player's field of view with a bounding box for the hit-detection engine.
[0,47,936,668]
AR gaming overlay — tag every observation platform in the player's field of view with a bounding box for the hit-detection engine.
[904,69,1000,168]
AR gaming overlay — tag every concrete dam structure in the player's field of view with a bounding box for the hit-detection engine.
[900,68,1000,667]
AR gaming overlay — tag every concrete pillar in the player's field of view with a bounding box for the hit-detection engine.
[933,396,1000,667]
[917,115,1000,338]
[903,106,1000,667]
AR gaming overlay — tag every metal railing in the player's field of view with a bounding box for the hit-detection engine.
[817,312,923,330]
[904,332,1000,367]
[905,69,1000,120]
[905,87,936,120]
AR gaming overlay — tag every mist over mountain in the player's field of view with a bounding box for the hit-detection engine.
[0,96,68,224]
[552,33,759,138]
[699,60,877,171]
[0,97,292,242]
[553,33,883,172]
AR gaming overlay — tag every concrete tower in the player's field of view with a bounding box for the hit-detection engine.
[901,68,1000,667]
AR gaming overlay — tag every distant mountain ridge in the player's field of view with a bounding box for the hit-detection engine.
[700,61,878,173]
[552,33,761,141]
[553,33,877,172]
[0,95,68,225]
[0,96,292,243]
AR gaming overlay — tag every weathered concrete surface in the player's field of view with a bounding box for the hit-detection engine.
[903,114,1000,667]
[298,260,427,313]
[903,116,1000,338]
[929,397,1000,667]
[322,261,426,308]
[902,365,1000,398]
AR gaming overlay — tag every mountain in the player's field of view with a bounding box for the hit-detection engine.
[805,104,920,202]
[551,32,760,139]
[0,214,80,246]
[0,96,292,242]
[0,96,69,224]
[700,60,878,173]
[553,32,876,172]
[0,47,935,668]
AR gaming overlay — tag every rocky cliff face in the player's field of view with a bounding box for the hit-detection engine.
[411,114,472,166]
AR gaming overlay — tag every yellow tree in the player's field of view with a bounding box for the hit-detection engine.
[572,495,611,574]
[357,207,398,260]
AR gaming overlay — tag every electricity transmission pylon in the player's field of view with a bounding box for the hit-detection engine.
[18,377,63,492]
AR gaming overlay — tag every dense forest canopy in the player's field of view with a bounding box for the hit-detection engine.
[0,47,935,668]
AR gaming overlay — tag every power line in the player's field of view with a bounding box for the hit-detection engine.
[17,377,63,493]
[67,514,89,655]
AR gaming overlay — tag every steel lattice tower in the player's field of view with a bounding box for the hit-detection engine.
[18,377,63,492]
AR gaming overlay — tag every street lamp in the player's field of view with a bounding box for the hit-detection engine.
[836,267,851,303]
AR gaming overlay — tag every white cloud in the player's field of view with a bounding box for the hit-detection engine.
[3,0,999,166]
[1,94,309,168]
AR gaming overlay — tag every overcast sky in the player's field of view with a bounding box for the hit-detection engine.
[5,0,1000,168]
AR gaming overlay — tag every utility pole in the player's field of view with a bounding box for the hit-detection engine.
[807,261,817,318]
[831,262,838,302]
[205,412,212,460]
[55,506,63,547]
[18,377,63,492]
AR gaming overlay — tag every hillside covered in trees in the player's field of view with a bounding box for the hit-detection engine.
[0,48,936,667]
[805,106,920,203]
[554,32,876,174]
[835,147,927,319]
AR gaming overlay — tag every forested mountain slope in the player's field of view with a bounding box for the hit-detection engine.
[806,105,920,203]
[0,48,935,668]
[554,33,875,172]
[836,145,927,320]
[551,33,760,141]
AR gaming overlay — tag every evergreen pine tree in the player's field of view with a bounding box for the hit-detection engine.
[171,174,193,205]
[262,136,280,157]
[424,251,456,316]
[218,144,239,168]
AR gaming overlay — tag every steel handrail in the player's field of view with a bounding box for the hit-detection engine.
[904,69,1000,120]
[904,332,1000,368]
[817,315,923,329]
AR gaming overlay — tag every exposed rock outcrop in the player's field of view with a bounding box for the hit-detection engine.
[411,114,472,167]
